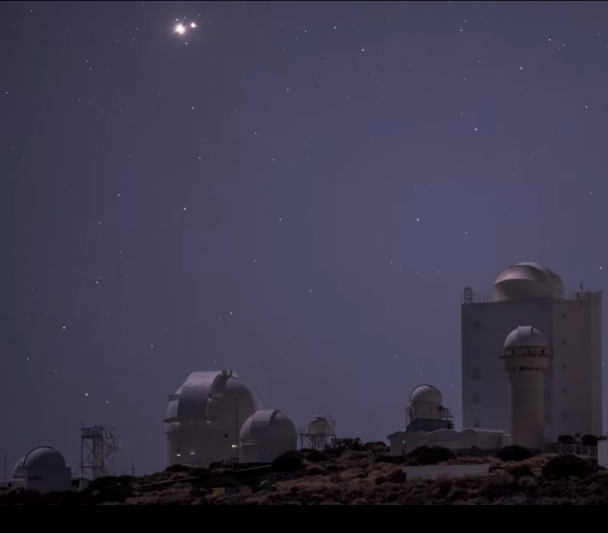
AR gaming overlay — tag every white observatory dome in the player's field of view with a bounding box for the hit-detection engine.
[409,385,443,421]
[239,409,298,464]
[410,384,442,405]
[309,416,328,429]
[164,370,261,468]
[493,262,563,301]
[504,326,549,349]
[23,446,67,471]
[11,447,72,494]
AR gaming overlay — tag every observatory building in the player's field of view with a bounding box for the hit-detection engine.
[299,416,337,450]
[10,447,72,494]
[501,326,552,448]
[238,410,298,464]
[406,385,454,433]
[462,262,602,441]
[387,385,506,456]
[164,370,261,468]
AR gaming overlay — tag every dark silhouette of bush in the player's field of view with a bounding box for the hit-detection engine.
[542,454,593,480]
[165,463,192,473]
[207,476,242,488]
[304,450,327,463]
[1,489,46,506]
[48,490,87,505]
[557,435,578,445]
[405,446,456,466]
[271,451,305,473]
[325,438,364,454]
[496,445,532,463]
[581,435,599,447]
[92,483,134,504]
[87,476,120,491]
[374,455,407,465]
[117,475,134,485]
[506,464,533,479]
[364,441,387,453]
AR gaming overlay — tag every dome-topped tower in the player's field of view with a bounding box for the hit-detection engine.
[493,262,563,302]
[501,327,553,448]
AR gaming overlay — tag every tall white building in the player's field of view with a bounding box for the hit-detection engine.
[461,262,602,442]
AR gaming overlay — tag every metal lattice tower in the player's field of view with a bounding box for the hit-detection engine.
[80,426,121,480]
[298,415,336,451]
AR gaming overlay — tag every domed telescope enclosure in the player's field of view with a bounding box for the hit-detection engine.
[164,370,261,468]
[10,447,72,494]
[239,410,298,464]
[501,326,553,448]
[298,415,337,450]
[406,385,454,433]
[493,262,564,302]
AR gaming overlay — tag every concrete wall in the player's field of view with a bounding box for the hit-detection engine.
[404,464,490,480]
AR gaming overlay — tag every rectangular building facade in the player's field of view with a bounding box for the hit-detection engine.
[461,290,602,442]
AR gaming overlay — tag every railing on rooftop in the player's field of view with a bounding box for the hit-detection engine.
[545,444,597,459]
[461,288,600,305]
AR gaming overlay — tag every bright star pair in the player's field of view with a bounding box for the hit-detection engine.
[175,21,197,35]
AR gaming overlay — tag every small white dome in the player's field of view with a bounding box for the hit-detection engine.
[410,385,442,405]
[240,410,297,443]
[504,326,549,349]
[239,410,298,464]
[309,416,328,428]
[23,447,67,470]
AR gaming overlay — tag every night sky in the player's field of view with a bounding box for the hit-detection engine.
[2,0,608,476]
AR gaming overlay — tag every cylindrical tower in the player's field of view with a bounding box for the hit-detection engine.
[500,326,553,448]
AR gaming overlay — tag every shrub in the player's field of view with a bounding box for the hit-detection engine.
[304,450,327,463]
[325,438,364,454]
[557,435,578,445]
[92,484,133,504]
[363,441,388,453]
[208,476,242,488]
[581,435,599,447]
[542,454,593,480]
[117,475,134,485]
[165,464,191,473]
[87,476,120,491]
[271,451,305,473]
[496,445,532,463]
[405,446,456,466]
[506,464,533,479]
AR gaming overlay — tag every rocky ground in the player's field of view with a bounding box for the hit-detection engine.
[2,444,607,505]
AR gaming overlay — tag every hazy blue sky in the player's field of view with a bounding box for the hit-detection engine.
[2,0,608,475]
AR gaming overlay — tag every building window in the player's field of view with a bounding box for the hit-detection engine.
[473,321,481,328]
[544,390,552,401]
[473,368,481,379]
[473,393,481,404]
[473,417,481,428]
[541,349,545,355]
[562,412,568,420]
[527,349,531,354]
